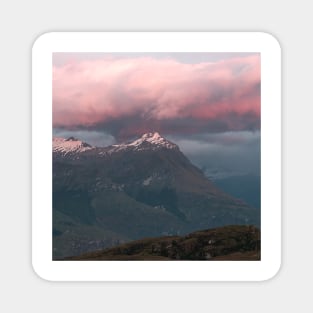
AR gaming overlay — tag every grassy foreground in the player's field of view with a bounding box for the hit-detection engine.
[63,225,260,261]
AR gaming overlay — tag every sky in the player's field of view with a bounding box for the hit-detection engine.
[53,52,260,177]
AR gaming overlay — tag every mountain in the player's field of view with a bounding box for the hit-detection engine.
[53,132,260,259]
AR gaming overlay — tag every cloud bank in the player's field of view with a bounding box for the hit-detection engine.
[53,54,260,139]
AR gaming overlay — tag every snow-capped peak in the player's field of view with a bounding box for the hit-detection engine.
[53,137,94,155]
[110,132,177,152]
[142,132,162,141]
[129,132,166,146]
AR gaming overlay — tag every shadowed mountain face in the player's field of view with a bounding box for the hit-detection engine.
[53,132,260,259]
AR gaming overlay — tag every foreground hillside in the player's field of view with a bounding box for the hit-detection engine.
[64,225,260,261]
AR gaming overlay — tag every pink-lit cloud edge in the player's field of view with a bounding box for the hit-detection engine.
[53,54,260,138]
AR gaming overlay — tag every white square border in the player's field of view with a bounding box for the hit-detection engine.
[32,32,281,281]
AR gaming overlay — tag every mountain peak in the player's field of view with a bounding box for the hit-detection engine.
[141,132,161,140]
[53,137,93,155]
[110,132,177,152]
[65,136,78,141]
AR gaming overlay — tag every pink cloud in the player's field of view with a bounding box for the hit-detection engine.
[53,55,260,134]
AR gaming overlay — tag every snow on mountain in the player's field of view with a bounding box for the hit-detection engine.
[53,132,177,156]
[109,132,178,152]
[53,137,94,155]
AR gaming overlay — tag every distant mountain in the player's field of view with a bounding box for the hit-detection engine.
[53,132,260,259]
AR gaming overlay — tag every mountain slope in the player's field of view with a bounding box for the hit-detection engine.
[53,132,260,259]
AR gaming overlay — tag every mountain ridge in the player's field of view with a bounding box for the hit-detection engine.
[53,132,178,156]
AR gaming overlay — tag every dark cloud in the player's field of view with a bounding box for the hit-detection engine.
[75,112,259,142]
[168,131,261,176]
